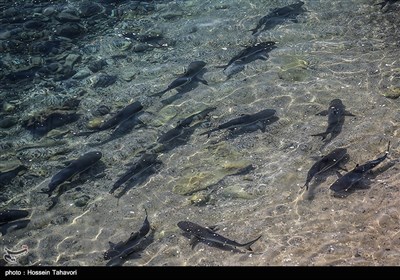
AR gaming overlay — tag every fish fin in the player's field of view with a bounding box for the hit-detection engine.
[108,241,117,249]
[344,111,356,117]
[0,225,8,236]
[38,189,52,197]
[243,235,262,251]
[335,171,343,178]
[311,132,328,140]
[207,225,219,232]
[151,89,168,97]
[258,54,269,61]
[109,183,119,194]
[195,77,208,85]
[315,110,328,116]
[375,1,387,9]
[215,63,230,69]
[338,165,348,172]
[46,196,59,211]
[190,237,201,250]
[249,27,258,34]
[74,130,98,137]
[310,155,323,160]
[199,130,213,138]
[259,121,268,133]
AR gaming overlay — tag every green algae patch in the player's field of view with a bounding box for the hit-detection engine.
[278,56,309,82]
[172,142,252,195]
[381,86,400,99]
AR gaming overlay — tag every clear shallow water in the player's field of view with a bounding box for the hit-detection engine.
[1,0,400,266]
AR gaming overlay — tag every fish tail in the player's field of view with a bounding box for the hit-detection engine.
[375,1,386,9]
[74,130,97,137]
[0,225,7,236]
[151,89,168,97]
[242,235,262,251]
[38,189,52,197]
[214,64,228,69]
[109,187,117,194]
[249,28,258,35]
[199,130,213,138]
[311,132,328,140]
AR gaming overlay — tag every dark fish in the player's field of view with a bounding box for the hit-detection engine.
[5,66,41,82]
[156,123,202,153]
[250,1,306,35]
[176,107,216,128]
[218,42,276,78]
[303,148,348,190]
[311,99,355,141]
[110,153,160,194]
[177,221,261,251]
[0,210,29,225]
[24,112,80,138]
[90,113,145,146]
[0,166,27,187]
[40,151,102,197]
[201,108,276,137]
[152,61,208,97]
[376,0,399,10]
[75,101,143,136]
[228,115,279,138]
[104,209,152,266]
[0,219,30,236]
[158,107,216,145]
[329,142,390,194]
[97,101,143,131]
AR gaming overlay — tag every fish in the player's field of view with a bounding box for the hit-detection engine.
[90,113,145,146]
[104,209,153,266]
[110,153,161,195]
[0,210,29,225]
[0,219,30,236]
[98,101,143,131]
[329,142,390,194]
[75,101,143,136]
[40,151,102,197]
[157,107,216,145]
[0,166,27,187]
[376,0,399,10]
[156,122,204,153]
[302,148,348,190]
[152,61,208,97]
[311,99,355,141]
[250,1,306,35]
[228,115,279,138]
[177,221,261,251]
[218,42,276,78]
[176,107,216,128]
[201,108,276,137]
[24,112,80,138]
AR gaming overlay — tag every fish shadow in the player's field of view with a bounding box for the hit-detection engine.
[113,163,162,199]
[306,156,350,201]
[106,230,155,266]
[160,70,207,106]
[46,161,107,210]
